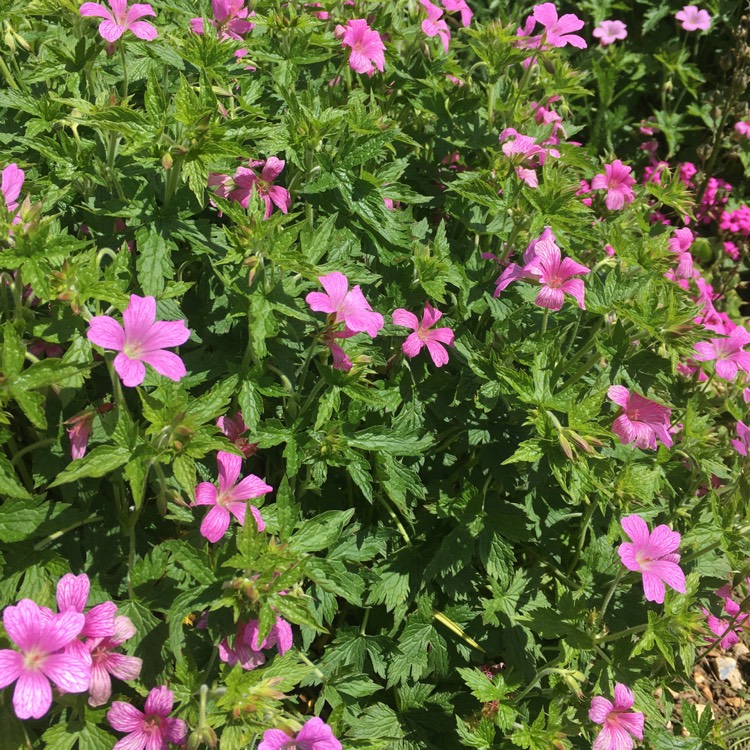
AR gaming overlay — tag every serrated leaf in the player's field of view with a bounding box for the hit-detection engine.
[49,446,131,487]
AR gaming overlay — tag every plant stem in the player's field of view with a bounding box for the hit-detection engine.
[299,651,326,681]
[567,500,596,575]
[514,656,562,702]
[595,623,648,644]
[598,567,625,623]
[119,42,129,100]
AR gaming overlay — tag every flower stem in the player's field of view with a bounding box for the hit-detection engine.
[595,623,648,644]
[119,42,128,100]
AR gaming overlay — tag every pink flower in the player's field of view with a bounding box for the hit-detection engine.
[617,514,686,603]
[87,294,190,388]
[589,683,644,750]
[667,227,695,282]
[523,237,590,311]
[79,0,157,42]
[87,616,142,707]
[532,2,587,49]
[306,272,384,337]
[335,19,385,75]
[259,717,342,750]
[217,411,257,458]
[229,157,291,219]
[442,0,472,27]
[608,386,674,451]
[0,599,90,719]
[2,163,24,220]
[393,303,455,367]
[702,589,748,650]
[108,686,187,750]
[731,420,750,456]
[675,5,711,31]
[322,328,355,372]
[592,19,627,45]
[735,117,750,138]
[56,574,117,655]
[193,451,270,543]
[219,617,293,671]
[419,0,451,53]
[190,0,254,40]
[693,326,750,380]
[591,160,636,210]
[65,411,95,459]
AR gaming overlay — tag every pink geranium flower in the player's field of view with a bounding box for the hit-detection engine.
[589,683,644,750]
[229,157,290,219]
[702,587,748,651]
[532,2,587,49]
[193,451,270,543]
[419,0,451,53]
[219,617,293,671]
[442,0,472,27]
[87,615,142,707]
[393,303,455,367]
[108,686,187,750]
[56,574,116,662]
[736,117,750,138]
[65,411,95,459]
[591,160,636,210]
[2,163,24,221]
[87,294,190,388]
[306,272,384,337]
[523,237,590,311]
[617,514,686,603]
[190,0,254,40]
[675,5,711,31]
[0,599,90,719]
[321,328,355,372]
[731,420,750,456]
[79,0,157,42]
[217,411,257,458]
[593,20,627,46]
[608,386,673,450]
[259,717,342,750]
[335,19,385,75]
[693,326,750,380]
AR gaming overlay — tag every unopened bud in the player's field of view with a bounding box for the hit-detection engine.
[162,152,173,170]
[187,725,218,749]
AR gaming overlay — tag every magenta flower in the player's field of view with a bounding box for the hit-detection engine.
[419,0,450,53]
[217,411,257,458]
[65,411,95,459]
[87,294,190,388]
[306,272,384,338]
[108,686,187,750]
[442,0,472,27]
[608,386,673,451]
[259,717,342,750]
[193,451,270,543]
[591,160,636,210]
[229,157,291,219]
[335,19,386,75]
[56,574,116,662]
[731,420,750,456]
[190,0,254,40]
[0,599,90,719]
[693,326,750,380]
[79,0,157,42]
[393,303,454,367]
[523,237,590,311]
[589,683,644,750]
[592,20,627,46]
[617,514,686,603]
[532,2,587,49]
[675,5,711,31]
[321,328,355,372]
[702,588,748,651]
[87,616,142,707]
[2,163,24,220]
[219,617,293,671]
[736,117,750,138]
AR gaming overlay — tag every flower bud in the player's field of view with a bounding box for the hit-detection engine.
[187,725,218,749]
[162,152,173,170]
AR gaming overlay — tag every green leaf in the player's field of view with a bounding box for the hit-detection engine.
[0,453,32,499]
[348,427,433,456]
[2,322,24,378]
[0,496,47,542]
[185,376,238,424]
[289,509,355,553]
[49,446,131,487]
[135,227,174,297]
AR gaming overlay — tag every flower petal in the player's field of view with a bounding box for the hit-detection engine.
[87,316,125,351]
[200,505,231,543]
[589,696,614,724]
[114,353,146,388]
[0,650,23,689]
[79,2,114,19]
[194,482,218,506]
[43,652,91,693]
[392,309,419,330]
[14,670,52,720]
[144,685,174,716]
[129,21,158,40]
[230,474,273,501]
[139,350,187,382]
